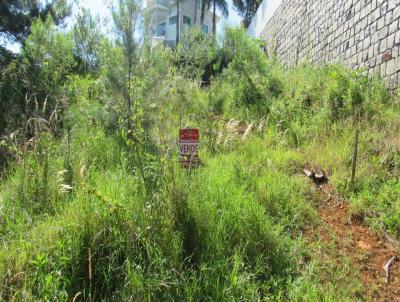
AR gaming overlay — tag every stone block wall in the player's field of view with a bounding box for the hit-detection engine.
[255,0,400,88]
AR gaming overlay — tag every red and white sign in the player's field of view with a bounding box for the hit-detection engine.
[179,128,200,168]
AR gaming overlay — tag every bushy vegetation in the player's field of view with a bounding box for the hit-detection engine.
[1,2,400,300]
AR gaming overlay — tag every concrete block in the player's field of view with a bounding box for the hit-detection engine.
[385,10,394,26]
[395,56,400,72]
[380,61,387,75]
[363,35,371,49]
[387,33,396,48]
[395,31,400,44]
[380,38,388,52]
[377,16,385,29]
[394,5,400,20]
[386,58,396,75]
[371,31,379,44]
[379,26,389,40]
[389,0,397,11]
[370,56,377,67]
[369,45,375,58]
[389,19,398,34]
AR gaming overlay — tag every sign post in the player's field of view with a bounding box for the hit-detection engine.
[351,128,359,190]
[179,128,200,168]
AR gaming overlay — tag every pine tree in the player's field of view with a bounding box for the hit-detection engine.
[0,0,71,42]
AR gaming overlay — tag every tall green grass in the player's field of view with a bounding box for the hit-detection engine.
[2,28,400,301]
[0,102,351,300]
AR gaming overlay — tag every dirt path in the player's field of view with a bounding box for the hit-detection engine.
[305,181,400,301]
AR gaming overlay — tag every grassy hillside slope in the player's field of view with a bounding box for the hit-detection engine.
[1,27,400,301]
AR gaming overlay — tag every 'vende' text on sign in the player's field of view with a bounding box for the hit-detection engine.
[179,129,200,168]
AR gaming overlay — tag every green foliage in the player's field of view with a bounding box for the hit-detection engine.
[0,16,76,137]
[0,0,71,42]
[174,27,217,81]
[208,29,284,118]
[23,16,76,96]
[111,0,143,65]
[73,7,103,74]
[1,12,400,302]
[0,115,320,300]
[232,0,261,28]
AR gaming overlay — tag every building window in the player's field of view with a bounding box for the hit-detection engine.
[183,15,191,26]
[169,15,177,25]
[157,22,166,35]
[202,24,208,34]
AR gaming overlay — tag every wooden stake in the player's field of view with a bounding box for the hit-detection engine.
[88,247,93,302]
[351,128,359,189]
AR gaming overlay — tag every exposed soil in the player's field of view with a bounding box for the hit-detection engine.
[305,180,400,301]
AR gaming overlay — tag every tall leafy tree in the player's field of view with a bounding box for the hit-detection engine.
[73,7,102,74]
[109,0,148,189]
[0,16,76,136]
[0,0,71,43]
[0,43,15,69]
[0,0,71,76]
[23,16,75,94]
[232,0,261,28]
[111,0,142,121]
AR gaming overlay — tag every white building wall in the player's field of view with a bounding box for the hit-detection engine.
[166,4,177,41]
[148,0,217,44]
[181,0,196,24]
[202,11,213,34]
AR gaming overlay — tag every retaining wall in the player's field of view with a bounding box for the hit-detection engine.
[248,0,400,88]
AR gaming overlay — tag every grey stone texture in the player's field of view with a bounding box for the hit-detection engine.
[259,0,400,89]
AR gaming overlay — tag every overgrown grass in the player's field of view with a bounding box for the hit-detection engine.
[1,28,400,301]
[0,106,349,300]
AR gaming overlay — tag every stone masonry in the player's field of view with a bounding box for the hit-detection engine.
[256,0,400,88]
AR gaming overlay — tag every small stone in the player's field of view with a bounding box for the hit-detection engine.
[383,50,393,62]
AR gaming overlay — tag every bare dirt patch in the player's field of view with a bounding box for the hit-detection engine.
[305,181,400,301]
